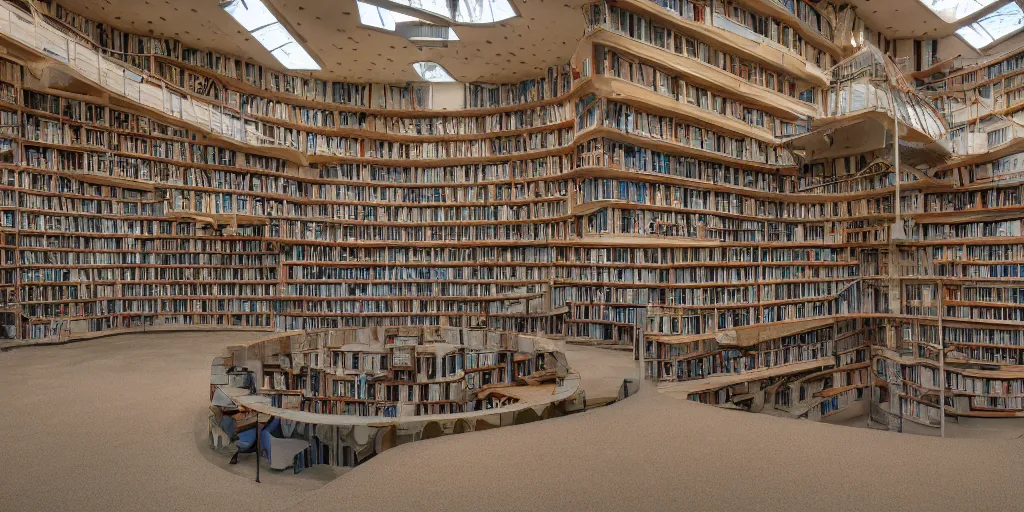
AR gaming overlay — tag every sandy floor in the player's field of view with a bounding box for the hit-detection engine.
[4,332,1024,512]
[563,344,638,400]
[0,332,327,512]
[290,384,1024,512]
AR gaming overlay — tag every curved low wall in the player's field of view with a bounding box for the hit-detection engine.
[208,327,584,471]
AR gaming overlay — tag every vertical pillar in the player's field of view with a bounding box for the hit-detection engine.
[938,280,945,438]
[255,414,261,483]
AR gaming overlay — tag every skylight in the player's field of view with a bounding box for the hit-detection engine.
[366,0,518,23]
[390,0,452,18]
[223,0,277,30]
[412,62,456,82]
[221,0,320,70]
[357,1,460,41]
[455,0,517,23]
[918,0,999,23]
[956,1,1024,49]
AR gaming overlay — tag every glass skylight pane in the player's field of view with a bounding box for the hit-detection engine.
[357,1,394,30]
[389,0,453,18]
[957,24,993,47]
[358,1,436,30]
[957,2,1024,48]
[271,42,321,70]
[221,0,321,71]
[454,0,517,23]
[456,0,492,22]
[223,0,278,31]
[252,23,294,51]
[488,0,517,21]
[413,61,456,82]
[976,2,1024,40]
[918,0,998,22]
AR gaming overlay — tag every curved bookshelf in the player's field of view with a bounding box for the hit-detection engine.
[0,0,1023,429]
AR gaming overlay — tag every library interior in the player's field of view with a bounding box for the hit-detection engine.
[2,0,1024,509]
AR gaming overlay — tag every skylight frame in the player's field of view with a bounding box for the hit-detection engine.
[221,0,321,71]
[917,0,1000,23]
[412,61,457,82]
[954,1,1024,50]
[359,0,520,25]
[356,1,461,41]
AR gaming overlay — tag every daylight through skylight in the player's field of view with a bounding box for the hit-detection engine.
[918,0,999,23]
[222,0,320,70]
[412,61,456,82]
[955,1,1024,49]
[357,1,460,41]
[367,0,518,23]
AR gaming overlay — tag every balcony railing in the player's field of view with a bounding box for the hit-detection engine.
[825,47,948,141]
[0,0,296,155]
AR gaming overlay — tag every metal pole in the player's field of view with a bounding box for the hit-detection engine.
[255,415,261,483]
[938,280,945,438]
[638,327,644,383]
[894,117,901,228]
[868,331,874,428]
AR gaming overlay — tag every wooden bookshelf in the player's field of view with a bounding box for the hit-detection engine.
[208,326,577,468]
[0,0,1021,429]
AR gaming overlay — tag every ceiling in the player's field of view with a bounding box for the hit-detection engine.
[844,0,1022,40]
[54,0,590,84]
[844,0,959,38]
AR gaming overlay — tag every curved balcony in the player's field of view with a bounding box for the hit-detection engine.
[814,47,949,144]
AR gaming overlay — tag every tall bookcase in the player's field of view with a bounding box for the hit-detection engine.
[0,0,1023,428]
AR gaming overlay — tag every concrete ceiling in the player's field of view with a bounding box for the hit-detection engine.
[843,0,1021,40]
[54,0,590,83]
[844,0,958,38]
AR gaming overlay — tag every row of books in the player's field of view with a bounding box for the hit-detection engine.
[920,186,1024,213]
[242,93,568,134]
[711,0,834,69]
[582,205,881,243]
[946,306,1024,322]
[14,234,270,255]
[21,298,273,319]
[930,243,1024,263]
[644,337,718,361]
[588,4,801,98]
[574,177,892,219]
[556,246,856,264]
[947,372,1024,396]
[18,194,163,217]
[552,286,655,307]
[286,265,543,281]
[595,99,796,165]
[169,191,568,221]
[162,167,562,200]
[284,245,556,264]
[798,171,897,195]
[278,300,488,315]
[760,297,860,323]
[937,49,1024,93]
[921,220,1024,240]
[952,345,1023,365]
[320,157,571,185]
[267,218,572,243]
[20,283,276,302]
[303,128,575,159]
[280,316,452,332]
[946,285,1024,304]
[282,284,541,299]
[568,304,646,324]
[806,388,864,421]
